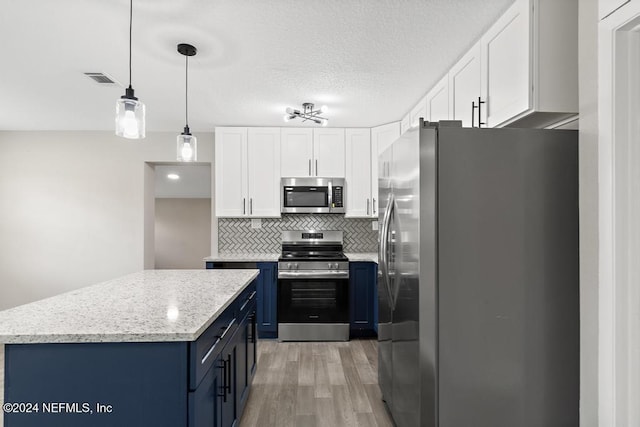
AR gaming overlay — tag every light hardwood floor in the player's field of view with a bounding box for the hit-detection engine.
[0,340,391,427]
[239,339,393,427]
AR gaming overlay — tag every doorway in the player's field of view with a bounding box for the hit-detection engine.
[153,164,211,269]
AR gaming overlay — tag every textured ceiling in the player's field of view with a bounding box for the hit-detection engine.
[0,0,514,131]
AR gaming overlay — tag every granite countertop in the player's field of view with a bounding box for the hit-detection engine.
[204,253,281,262]
[205,253,378,263]
[0,269,258,344]
[345,253,378,263]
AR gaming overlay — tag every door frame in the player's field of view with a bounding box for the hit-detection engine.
[598,4,640,425]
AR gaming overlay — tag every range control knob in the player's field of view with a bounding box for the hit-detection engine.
[333,263,339,269]
[327,262,332,269]
[294,263,299,270]
[287,263,292,270]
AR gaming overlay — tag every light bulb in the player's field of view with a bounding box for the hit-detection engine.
[121,110,139,138]
[320,105,329,114]
[286,107,294,115]
[321,118,329,127]
[177,133,197,162]
[181,142,194,161]
[283,114,291,122]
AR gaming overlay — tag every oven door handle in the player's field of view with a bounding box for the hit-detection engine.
[278,270,350,279]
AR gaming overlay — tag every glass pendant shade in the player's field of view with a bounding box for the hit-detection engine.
[115,95,145,139]
[177,131,197,162]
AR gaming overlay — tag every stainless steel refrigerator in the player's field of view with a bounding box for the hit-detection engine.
[377,120,579,427]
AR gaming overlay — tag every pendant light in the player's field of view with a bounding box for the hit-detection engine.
[115,0,145,139]
[177,43,197,162]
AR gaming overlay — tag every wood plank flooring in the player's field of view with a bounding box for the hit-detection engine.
[239,339,393,427]
[0,340,391,427]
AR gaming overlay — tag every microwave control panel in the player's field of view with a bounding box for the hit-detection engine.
[332,186,344,208]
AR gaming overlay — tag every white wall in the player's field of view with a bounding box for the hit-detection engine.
[0,131,214,311]
[155,198,211,269]
[579,0,599,424]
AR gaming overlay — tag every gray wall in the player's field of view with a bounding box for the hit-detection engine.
[0,131,215,311]
[155,198,212,269]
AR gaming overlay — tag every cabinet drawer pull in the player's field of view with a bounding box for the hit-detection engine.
[240,290,257,312]
[201,317,236,365]
[225,354,232,395]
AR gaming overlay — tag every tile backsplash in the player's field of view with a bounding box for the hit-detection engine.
[218,214,378,253]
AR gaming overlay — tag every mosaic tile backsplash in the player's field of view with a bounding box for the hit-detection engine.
[218,214,378,253]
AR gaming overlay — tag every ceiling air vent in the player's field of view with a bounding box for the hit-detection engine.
[84,72,117,85]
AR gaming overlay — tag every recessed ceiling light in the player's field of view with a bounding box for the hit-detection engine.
[167,173,180,180]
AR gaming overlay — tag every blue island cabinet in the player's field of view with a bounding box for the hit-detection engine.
[4,280,258,427]
[349,262,378,337]
[206,262,277,339]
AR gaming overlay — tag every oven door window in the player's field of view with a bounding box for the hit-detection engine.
[284,187,328,208]
[278,278,349,323]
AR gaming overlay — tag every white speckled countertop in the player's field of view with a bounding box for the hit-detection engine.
[345,253,378,263]
[0,269,258,344]
[204,253,281,262]
[204,253,378,263]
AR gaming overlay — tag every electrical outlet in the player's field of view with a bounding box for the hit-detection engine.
[372,220,378,231]
[251,218,262,229]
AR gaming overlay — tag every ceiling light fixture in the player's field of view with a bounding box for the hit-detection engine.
[176,43,198,162]
[167,173,180,180]
[115,0,145,139]
[283,103,329,126]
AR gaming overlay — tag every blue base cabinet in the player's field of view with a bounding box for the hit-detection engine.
[349,262,378,337]
[5,281,257,427]
[206,262,277,339]
[255,262,277,338]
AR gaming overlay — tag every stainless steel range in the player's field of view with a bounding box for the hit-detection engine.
[277,230,350,341]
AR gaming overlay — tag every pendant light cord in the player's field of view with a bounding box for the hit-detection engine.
[185,54,189,127]
[128,0,133,88]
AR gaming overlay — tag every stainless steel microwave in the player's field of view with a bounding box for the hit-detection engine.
[281,177,345,214]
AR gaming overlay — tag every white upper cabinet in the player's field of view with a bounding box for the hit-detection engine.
[371,122,401,157]
[247,128,281,217]
[449,41,482,127]
[280,128,314,177]
[480,0,578,128]
[400,113,411,135]
[426,74,450,123]
[345,129,372,218]
[410,96,428,128]
[215,127,247,217]
[313,128,346,177]
[281,128,345,177]
[215,127,281,218]
[370,122,399,217]
[599,0,630,19]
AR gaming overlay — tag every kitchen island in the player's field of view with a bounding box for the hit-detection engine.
[0,269,259,427]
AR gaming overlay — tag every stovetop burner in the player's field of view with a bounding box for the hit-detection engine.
[279,230,348,264]
[279,252,348,262]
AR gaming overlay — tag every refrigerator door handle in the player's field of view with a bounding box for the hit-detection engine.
[379,194,395,309]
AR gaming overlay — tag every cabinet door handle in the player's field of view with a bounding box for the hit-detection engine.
[243,198,246,215]
[472,101,476,127]
[250,198,253,215]
[477,96,486,128]
[225,354,232,395]
[373,198,376,215]
[315,159,318,176]
[309,159,311,176]
[366,198,370,215]
[219,359,227,402]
